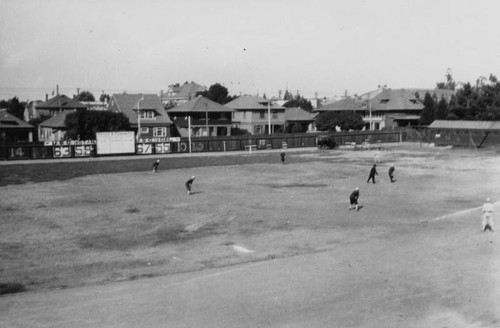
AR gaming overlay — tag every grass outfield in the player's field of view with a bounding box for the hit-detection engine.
[1,145,500,325]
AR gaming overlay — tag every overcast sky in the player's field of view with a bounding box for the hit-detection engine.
[2,0,500,100]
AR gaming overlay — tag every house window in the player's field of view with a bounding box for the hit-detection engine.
[140,127,149,134]
[380,99,390,104]
[272,111,278,119]
[153,127,167,137]
[243,112,247,119]
[140,111,155,119]
[260,112,265,119]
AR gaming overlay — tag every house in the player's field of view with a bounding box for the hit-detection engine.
[34,94,87,117]
[0,109,35,143]
[225,95,286,135]
[108,93,173,141]
[23,100,44,122]
[428,120,500,148]
[284,107,317,132]
[38,110,72,142]
[315,88,454,130]
[167,96,234,137]
[161,81,207,105]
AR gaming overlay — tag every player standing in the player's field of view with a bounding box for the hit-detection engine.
[482,198,494,231]
[388,164,395,182]
[367,164,378,184]
[280,152,286,165]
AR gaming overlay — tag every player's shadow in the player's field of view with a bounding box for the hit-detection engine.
[189,191,203,195]
[356,205,364,211]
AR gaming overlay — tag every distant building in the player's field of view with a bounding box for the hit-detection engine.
[38,111,72,142]
[108,93,173,141]
[428,120,500,148]
[35,94,87,117]
[80,101,108,111]
[161,81,207,105]
[167,96,234,137]
[315,88,454,130]
[0,109,35,143]
[225,95,286,135]
[284,107,317,132]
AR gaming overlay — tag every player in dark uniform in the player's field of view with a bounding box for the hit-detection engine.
[367,164,378,184]
[186,176,196,195]
[349,187,360,211]
[388,164,395,182]
[152,159,160,173]
[280,152,286,164]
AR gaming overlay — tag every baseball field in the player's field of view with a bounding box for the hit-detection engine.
[1,143,499,327]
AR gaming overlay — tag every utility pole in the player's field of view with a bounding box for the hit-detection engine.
[205,102,209,137]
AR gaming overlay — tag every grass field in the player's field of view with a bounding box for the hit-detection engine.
[1,144,500,326]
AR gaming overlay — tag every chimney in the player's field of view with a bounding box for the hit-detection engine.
[56,84,59,96]
[46,94,48,101]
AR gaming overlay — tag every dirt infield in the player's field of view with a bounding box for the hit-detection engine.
[1,144,500,326]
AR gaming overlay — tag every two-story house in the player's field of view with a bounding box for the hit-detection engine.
[37,95,87,142]
[108,93,173,141]
[225,95,286,135]
[167,96,234,137]
[161,81,207,105]
[315,88,454,130]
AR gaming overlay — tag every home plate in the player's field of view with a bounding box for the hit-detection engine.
[233,245,254,254]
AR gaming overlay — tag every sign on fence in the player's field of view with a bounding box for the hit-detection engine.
[96,131,135,155]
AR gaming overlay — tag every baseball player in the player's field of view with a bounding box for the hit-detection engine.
[367,164,378,184]
[388,164,395,182]
[280,152,286,165]
[186,176,196,195]
[349,187,360,211]
[152,159,160,173]
[482,198,494,231]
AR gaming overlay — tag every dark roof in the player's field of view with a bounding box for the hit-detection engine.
[314,98,363,112]
[35,95,87,110]
[225,95,285,111]
[39,110,73,128]
[428,120,500,130]
[167,82,206,99]
[167,96,234,113]
[109,94,172,126]
[0,110,34,129]
[285,107,317,122]
[369,89,423,111]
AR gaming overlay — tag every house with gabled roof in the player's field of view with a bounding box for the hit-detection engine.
[161,81,207,105]
[35,94,87,117]
[108,93,173,141]
[315,88,454,130]
[0,109,35,143]
[225,95,286,135]
[167,96,234,137]
[38,110,73,142]
[284,107,317,132]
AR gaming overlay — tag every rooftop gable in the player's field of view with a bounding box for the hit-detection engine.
[0,110,34,129]
[168,96,234,113]
[285,107,317,121]
[35,95,87,110]
[110,93,172,125]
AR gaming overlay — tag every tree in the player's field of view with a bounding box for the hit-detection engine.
[199,83,231,104]
[435,96,449,120]
[436,68,456,90]
[2,97,26,120]
[283,89,294,101]
[99,93,110,103]
[419,92,436,125]
[315,111,364,132]
[74,91,95,102]
[283,94,313,112]
[65,109,130,140]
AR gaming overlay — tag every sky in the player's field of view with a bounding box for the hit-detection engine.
[2,0,500,101]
